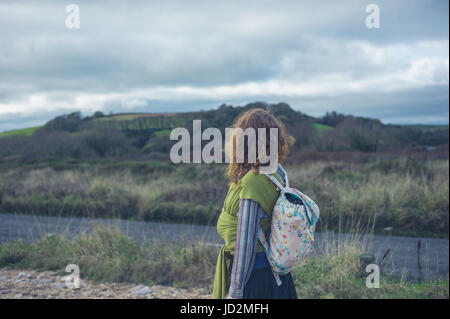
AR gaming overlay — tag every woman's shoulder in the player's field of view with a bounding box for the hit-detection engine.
[240,165,283,186]
[239,169,270,188]
[238,167,282,214]
[239,168,280,197]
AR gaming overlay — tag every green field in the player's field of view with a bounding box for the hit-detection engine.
[86,113,187,131]
[0,126,42,139]
[313,123,333,134]
[93,113,171,122]
[153,129,172,137]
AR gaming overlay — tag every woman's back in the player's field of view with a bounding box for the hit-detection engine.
[213,108,297,299]
[217,167,284,254]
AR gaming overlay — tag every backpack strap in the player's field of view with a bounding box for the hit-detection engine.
[259,164,289,286]
[257,226,282,286]
[277,164,289,188]
[264,174,284,190]
[263,164,288,190]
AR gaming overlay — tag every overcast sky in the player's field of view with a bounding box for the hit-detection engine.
[0,0,448,131]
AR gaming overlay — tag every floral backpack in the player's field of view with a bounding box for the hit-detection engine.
[258,165,320,286]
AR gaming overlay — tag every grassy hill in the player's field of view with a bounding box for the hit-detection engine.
[0,102,448,237]
[0,126,42,139]
[0,103,448,164]
[313,123,333,134]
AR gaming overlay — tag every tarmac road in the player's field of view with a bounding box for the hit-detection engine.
[0,212,448,281]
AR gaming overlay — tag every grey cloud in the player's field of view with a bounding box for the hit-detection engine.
[286,85,449,125]
[0,0,448,130]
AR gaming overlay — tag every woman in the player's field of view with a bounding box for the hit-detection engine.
[213,108,297,299]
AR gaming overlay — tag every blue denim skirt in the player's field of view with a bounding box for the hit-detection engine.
[243,252,298,299]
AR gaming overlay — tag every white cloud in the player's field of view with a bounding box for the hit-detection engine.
[0,0,448,127]
[1,47,447,118]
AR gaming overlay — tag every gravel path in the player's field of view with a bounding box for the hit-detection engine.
[0,212,448,281]
[0,268,211,299]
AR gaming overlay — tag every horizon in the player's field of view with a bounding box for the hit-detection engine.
[1,103,449,134]
[0,0,448,131]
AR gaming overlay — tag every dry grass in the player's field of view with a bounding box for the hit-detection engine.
[0,157,448,237]
[0,226,447,299]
